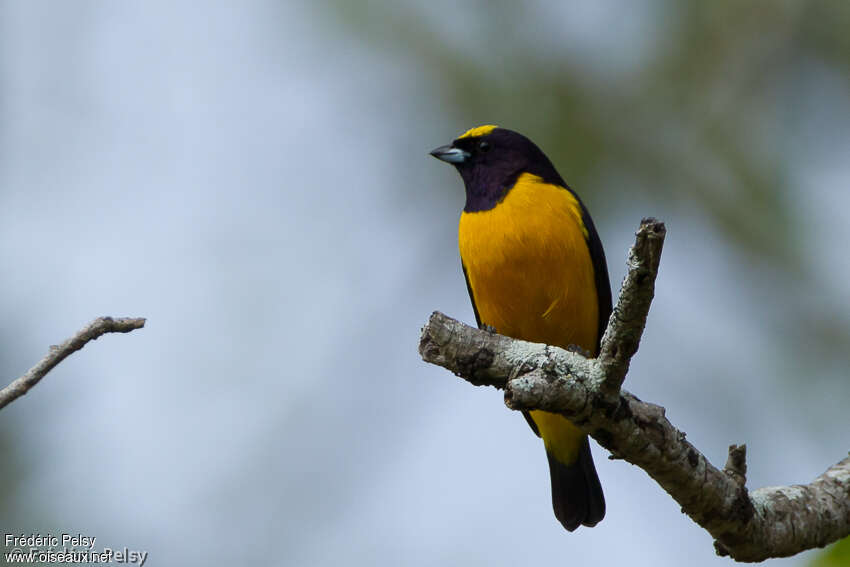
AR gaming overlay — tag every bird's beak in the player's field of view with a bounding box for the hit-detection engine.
[430,144,470,164]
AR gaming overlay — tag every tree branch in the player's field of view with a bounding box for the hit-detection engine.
[0,316,146,410]
[418,220,850,562]
[597,218,665,395]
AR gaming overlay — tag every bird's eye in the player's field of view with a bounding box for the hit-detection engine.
[478,140,490,153]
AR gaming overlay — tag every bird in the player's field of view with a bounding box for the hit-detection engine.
[430,125,612,531]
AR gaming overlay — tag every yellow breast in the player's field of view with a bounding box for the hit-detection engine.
[458,173,599,353]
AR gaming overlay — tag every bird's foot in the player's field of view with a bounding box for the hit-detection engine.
[566,344,592,358]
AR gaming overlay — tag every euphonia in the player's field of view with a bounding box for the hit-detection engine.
[430,125,612,531]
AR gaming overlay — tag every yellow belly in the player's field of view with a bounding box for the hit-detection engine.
[459,173,599,462]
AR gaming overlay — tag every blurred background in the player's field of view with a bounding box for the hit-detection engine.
[1,1,849,565]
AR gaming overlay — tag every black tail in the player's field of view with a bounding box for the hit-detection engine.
[546,437,605,531]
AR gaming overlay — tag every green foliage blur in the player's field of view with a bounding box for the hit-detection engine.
[330,1,847,259]
[810,536,850,567]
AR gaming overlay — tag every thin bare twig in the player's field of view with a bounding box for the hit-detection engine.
[0,316,146,410]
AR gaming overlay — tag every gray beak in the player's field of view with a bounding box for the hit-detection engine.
[430,144,470,164]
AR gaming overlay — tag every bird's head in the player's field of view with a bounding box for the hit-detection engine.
[430,125,559,212]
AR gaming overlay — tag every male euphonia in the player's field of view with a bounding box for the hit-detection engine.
[430,125,612,531]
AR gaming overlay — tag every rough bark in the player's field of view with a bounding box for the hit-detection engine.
[419,219,850,562]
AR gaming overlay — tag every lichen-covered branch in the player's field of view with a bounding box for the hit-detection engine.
[418,220,850,562]
[0,316,146,410]
[597,218,665,395]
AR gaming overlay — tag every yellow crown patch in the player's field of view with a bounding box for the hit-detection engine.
[457,124,498,139]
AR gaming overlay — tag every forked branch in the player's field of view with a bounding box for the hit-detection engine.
[419,219,850,562]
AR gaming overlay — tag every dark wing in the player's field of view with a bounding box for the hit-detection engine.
[577,202,613,350]
[462,262,482,328]
[463,261,541,437]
